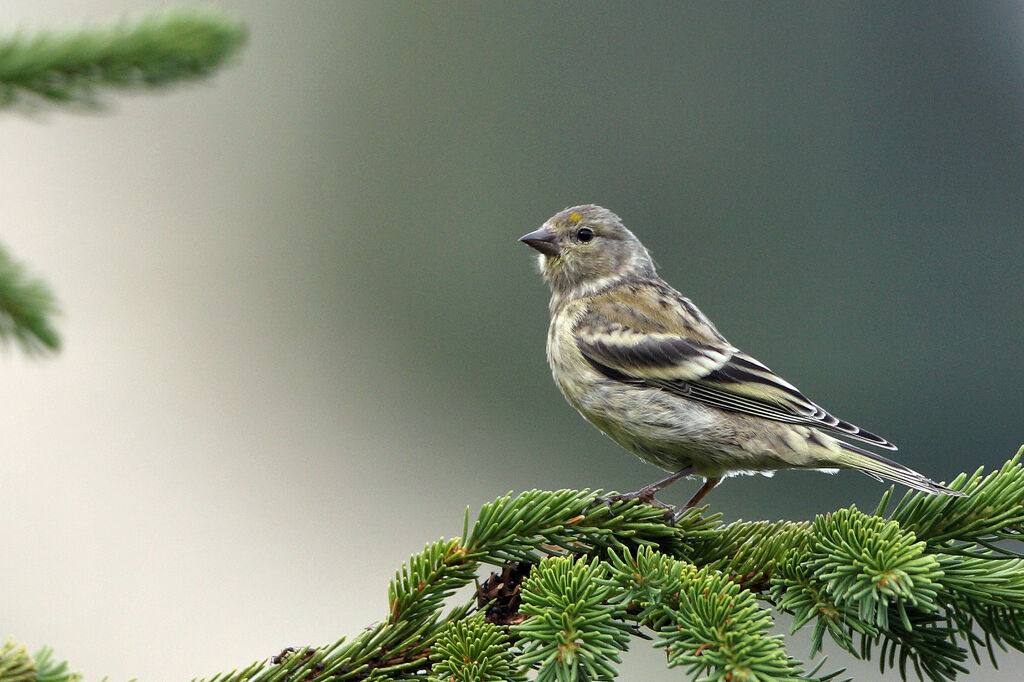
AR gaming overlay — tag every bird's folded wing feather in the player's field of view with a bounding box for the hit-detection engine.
[574,304,896,450]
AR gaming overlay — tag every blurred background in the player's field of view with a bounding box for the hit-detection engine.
[2,2,1022,680]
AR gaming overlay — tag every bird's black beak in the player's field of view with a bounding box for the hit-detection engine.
[519,226,561,257]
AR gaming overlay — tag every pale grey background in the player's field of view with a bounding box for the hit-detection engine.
[2,2,1022,680]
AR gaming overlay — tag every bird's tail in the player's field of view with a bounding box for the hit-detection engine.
[836,442,966,497]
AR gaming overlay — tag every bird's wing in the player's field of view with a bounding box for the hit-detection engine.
[574,303,897,450]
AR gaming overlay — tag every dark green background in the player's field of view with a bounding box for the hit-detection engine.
[328,2,1023,509]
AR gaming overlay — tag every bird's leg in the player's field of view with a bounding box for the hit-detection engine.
[595,465,695,510]
[671,476,722,522]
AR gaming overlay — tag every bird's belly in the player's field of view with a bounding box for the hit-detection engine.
[560,377,718,466]
[558,373,801,476]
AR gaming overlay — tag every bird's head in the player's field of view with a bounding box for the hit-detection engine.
[519,204,655,295]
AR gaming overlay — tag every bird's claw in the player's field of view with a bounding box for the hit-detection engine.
[593,491,674,511]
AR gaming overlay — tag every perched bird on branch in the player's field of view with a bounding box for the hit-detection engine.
[520,204,964,519]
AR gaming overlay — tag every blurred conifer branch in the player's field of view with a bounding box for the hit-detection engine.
[0,7,248,358]
[0,637,80,682]
[0,244,60,354]
[0,8,246,109]
[9,451,1023,681]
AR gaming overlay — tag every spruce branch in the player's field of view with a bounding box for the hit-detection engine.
[605,547,810,681]
[0,243,60,354]
[181,450,1020,682]
[0,7,247,110]
[14,450,1024,681]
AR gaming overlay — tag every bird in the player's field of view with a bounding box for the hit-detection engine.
[519,204,965,518]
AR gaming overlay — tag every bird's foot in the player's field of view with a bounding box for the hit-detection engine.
[594,490,674,511]
[669,505,698,525]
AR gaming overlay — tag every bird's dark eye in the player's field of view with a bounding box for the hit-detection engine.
[577,227,595,243]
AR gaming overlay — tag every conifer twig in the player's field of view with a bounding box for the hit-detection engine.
[0,637,81,682]
[0,7,247,110]
[0,243,60,354]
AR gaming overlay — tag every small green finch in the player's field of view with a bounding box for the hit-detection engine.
[520,204,964,517]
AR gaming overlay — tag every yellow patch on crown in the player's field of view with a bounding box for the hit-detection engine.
[568,211,582,222]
